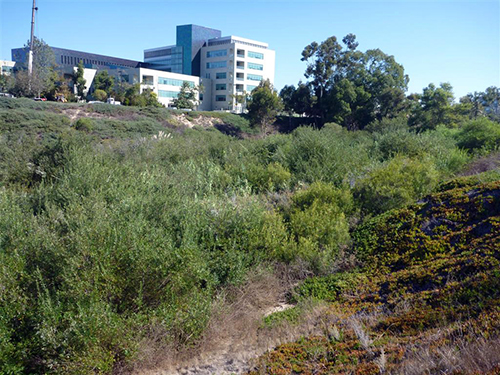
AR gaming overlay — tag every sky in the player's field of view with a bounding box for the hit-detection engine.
[0,0,499,99]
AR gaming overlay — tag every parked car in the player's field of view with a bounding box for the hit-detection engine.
[33,97,47,101]
[106,97,121,105]
[0,93,15,98]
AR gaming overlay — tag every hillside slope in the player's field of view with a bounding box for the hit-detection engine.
[251,178,500,374]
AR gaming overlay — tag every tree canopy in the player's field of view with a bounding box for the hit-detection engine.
[247,79,283,133]
[299,34,409,129]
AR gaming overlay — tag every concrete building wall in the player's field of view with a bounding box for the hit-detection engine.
[0,60,16,75]
[200,36,276,111]
[137,67,212,110]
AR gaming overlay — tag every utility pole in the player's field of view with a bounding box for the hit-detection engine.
[28,0,37,76]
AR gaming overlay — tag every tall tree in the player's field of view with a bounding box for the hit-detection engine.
[74,60,87,100]
[280,84,296,116]
[172,81,202,109]
[247,79,283,134]
[301,34,408,129]
[94,70,115,94]
[409,83,455,130]
[12,37,56,97]
[481,86,500,122]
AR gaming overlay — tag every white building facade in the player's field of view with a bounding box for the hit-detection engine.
[200,36,275,111]
[137,68,211,110]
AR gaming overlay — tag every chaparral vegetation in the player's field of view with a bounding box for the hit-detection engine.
[1,33,499,375]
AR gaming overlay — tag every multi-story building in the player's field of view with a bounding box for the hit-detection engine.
[200,36,275,111]
[0,60,16,76]
[10,24,275,111]
[145,25,275,111]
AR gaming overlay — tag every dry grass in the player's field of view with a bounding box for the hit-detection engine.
[459,152,500,176]
[398,332,500,375]
[120,265,336,375]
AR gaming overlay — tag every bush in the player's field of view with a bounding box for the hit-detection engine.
[246,162,291,192]
[74,117,94,132]
[354,156,439,214]
[455,118,500,152]
[93,89,108,102]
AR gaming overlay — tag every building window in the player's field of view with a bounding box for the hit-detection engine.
[236,72,244,81]
[215,95,226,102]
[235,84,244,92]
[248,51,264,59]
[247,74,263,81]
[199,93,204,101]
[236,61,245,70]
[247,85,258,91]
[158,90,179,98]
[216,84,226,90]
[142,75,154,85]
[237,49,245,58]
[206,73,211,79]
[159,77,195,87]
[206,61,227,69]
[216,72,227,79]
[248,62,263,71]
[207,49,227,58]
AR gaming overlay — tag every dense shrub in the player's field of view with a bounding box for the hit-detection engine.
[455,118,500,152]
[74,117,94,132]
[354,156,439,214]
[1,98,498,373]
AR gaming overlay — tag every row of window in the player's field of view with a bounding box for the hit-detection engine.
[217,84,258,92]
[248,51,264,59]
[207,49,227,58]
[206,61,227,69]
[145,48,172,59]
[214,85,257,100]
[207,61,263,71]
[59,55,133,68]
[158,77,195,87]
[247,74,263,81]
[207,49,264,60]
[158,90,179,98]
[248,62,263,71]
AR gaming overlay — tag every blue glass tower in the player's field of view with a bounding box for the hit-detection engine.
[176,25,221,76]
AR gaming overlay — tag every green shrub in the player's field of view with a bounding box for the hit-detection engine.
[354,156,439,214]
[74,117,94,132]
[93,89,108,102]
[455,118,500,152]
[246,162,291,192]
[293,272,362,302]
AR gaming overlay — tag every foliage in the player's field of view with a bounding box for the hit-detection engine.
[300,34,408,129]
[93,89,108,102]
[247,79,283,133]
[11,37,57,98]
[172,81,201,110]
[93,70,115,94]
[1,96,499,373]
[73,60,87,99]
[253,178,500,375]
[455,117,500,152]
[354,156,439,214]
[74,118,93,132]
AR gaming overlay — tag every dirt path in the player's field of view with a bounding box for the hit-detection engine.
[129,272,330,375]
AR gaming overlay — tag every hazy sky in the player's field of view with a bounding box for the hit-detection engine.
[1,0,498,98]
